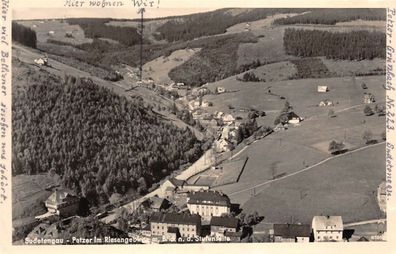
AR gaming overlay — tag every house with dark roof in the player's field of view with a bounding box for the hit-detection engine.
[272,224,311,243]
[210,216,239,236]
[150,212,201,238]
[45,189,79,217]
[187,190,231,221]
[149,196,170,212]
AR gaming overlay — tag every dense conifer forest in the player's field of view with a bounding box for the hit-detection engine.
[12,22,37,48]
[273,8,386,25]
[12,71,203,205]
[283,28,386,60]
[66,18,142,46]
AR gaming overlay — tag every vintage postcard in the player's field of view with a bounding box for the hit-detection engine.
[0,0,396,253]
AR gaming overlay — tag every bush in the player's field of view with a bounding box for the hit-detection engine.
[328,140,345,155]
[364,105,374,116]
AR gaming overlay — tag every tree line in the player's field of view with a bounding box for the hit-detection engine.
[284,28,386,60]
[155,8,310,42]
[12,22,37,48]
[12,73,204,206]
[273,8,385,25]
[66,18,142,46]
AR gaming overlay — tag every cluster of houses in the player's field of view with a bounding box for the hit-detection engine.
[32,182,386,244]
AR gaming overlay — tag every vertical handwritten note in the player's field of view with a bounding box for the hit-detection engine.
[386,8,396,200]
[0,0,10,206]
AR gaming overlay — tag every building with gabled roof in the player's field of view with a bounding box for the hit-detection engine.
[210,216,239,236]
[312,216,343,242]
[187,190,231,220]
[45,189,79,217]
[273,224,311,242]
[150,212,201,238]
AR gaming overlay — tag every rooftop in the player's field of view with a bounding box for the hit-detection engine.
[210,216,239,228]
[45,189,79,206]
[150,212,201,225]
[187,190,231,207]
[312,216,343,231]
[273,224,311,238]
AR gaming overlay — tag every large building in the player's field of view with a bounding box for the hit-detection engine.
[272,224,311,242]
[312,216,343,242]
[187,190,231,220]
[45,189,80,217]
[150,212,201,238]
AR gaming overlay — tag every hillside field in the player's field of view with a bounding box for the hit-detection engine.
[241,143,385,224]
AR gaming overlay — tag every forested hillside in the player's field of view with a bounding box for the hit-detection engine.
[168,33,258,86]
[12,70,203,205]
[155,8,310,42]
[12,22,37,48]
[273,8,385,25]
[66,18,142,46]
[284,28,385,60]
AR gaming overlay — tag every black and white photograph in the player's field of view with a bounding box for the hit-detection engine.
[1,0,395,251]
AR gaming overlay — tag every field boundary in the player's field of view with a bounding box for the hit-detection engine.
[228,141,385,196]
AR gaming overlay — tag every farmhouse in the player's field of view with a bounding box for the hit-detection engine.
[287,111,303,124]
[317,85,328,93]
[363,93,375,104]
[216,86,226,94]
[210,216,239,236]
[187,190,231,221]
[45,189,80,217]
[34,57,48,66]
[48,31,55,36]
[272,224,311,243]
[159,178,187,198]
[274,123,287,132]
[192,87,210,97]
[312,216,343,242]
[150,212,202,238]
[223,114,235,125]
[319,99,334,107]
[201,101,213,108]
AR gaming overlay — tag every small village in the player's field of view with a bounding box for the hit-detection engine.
[27,171,387,244]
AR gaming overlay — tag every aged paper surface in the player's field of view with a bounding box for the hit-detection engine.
[1,0,396,253]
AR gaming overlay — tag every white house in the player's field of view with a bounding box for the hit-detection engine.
[319,100,334,107]
[216,87,226,94]
[223,114,235,125]
[201,101,213,108]
[317,86,328,93]
[187,190,231,221]
[312,216,343,242]
[48,31,55,36]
